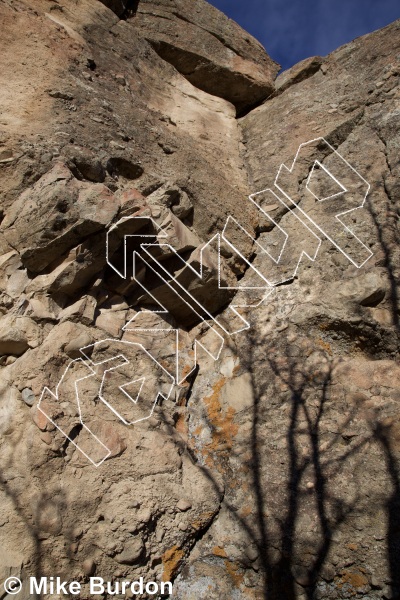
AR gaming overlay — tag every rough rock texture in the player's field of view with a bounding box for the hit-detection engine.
[274,55,323,93]
[0,0,399,599]
[132,0,280,113]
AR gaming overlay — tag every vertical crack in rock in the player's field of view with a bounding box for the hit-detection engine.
[0,1,399,598]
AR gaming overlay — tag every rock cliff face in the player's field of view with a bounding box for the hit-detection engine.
[132,0,279,113]
[0,1,399,598]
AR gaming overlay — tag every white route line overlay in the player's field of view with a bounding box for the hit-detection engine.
[38,136,373,466]
[37,341,175,467]
[38,358,111,468]
[275,137,373,268]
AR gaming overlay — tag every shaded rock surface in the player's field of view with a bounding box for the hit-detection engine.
[0,1,399,599]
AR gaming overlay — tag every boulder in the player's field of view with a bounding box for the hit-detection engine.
[132,0,279,112]
[1,163,119,273]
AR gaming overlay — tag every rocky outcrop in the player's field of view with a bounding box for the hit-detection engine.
[0,0,399,599]
[176,18,400,600]
[1,163,119,273]
[132,0,280,112]
[274,55,322,93]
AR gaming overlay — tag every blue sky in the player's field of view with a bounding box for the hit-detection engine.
[209,0,399,71]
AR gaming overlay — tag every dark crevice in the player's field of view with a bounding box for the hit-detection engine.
[121,0,139,19]
[62,423,83,455]
[324,108,364,149]
[179,364,199,405]
[262,60,323,102]
[130,11,273,115]
[236,93,271,118]
[375,127,395,180]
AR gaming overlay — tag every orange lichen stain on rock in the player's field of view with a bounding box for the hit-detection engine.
[179,362,193,380]
[160,358,174,373]
[162,545,184,582]
[347,542,359,551]
[224,559,245,589]
[193,424,202,436]
[238,504,252,518]
[212,546,227,558]
[201,377,239,468]
[175,413,188,437]
[204,378,226,420]
[339,569,369,590]
[316,338,332,355]
[232,363,241,376]
[191,511,217,532]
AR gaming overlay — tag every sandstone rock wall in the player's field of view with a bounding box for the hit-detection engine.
[131,0,279,113]
[0,1,399,598]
